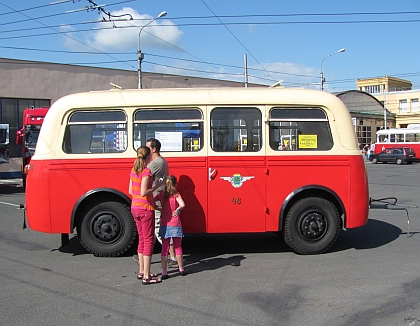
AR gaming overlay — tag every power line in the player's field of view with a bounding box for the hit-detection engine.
[0,0,81,16]
[2,44,420,85]
[1,3,418,89]
[0,0,135,26]
[200,0,276,83]
[0,2,136,69]
[166,11,420,20]
[0,45,131,55]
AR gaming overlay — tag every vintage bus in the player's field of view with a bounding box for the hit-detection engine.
[24,87,369,256]
[374,127,420,155]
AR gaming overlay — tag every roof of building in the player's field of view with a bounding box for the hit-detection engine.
[334,90,395,116]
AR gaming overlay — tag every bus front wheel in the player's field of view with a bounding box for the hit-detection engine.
[77,198,136,257]
[283,197,340,255]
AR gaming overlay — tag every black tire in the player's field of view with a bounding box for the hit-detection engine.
[396,158,403,165]
[77,198,136,257]
[283,197,340,255]
[371,157,378,164]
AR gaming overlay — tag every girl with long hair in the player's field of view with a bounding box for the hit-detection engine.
[155,175,186,279]
[129,146,163,285]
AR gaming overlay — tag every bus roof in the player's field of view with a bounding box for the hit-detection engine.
[50,87,347,112]
[377,128,420,135]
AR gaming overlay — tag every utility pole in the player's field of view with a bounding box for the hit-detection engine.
[244,54,248,88]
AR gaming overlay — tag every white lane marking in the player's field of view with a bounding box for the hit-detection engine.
[0,201,22,208]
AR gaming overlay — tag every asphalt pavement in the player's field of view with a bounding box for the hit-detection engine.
[0,163,420,326]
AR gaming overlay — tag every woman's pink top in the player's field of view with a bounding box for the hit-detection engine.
[130,167,154,210]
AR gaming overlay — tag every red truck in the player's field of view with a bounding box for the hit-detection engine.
[16,107,49,188]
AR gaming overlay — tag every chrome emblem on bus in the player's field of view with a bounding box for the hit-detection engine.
[220,173,254,188]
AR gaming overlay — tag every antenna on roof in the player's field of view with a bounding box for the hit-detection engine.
[110,83,123,90]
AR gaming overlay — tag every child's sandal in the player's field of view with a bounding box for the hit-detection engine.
[136,272,158,280]
[142,276,162,285]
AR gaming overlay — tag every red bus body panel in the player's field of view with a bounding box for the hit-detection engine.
[373,142,420,156]
[26,154,369,234]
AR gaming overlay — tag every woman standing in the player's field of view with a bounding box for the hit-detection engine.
[129,146,162,285]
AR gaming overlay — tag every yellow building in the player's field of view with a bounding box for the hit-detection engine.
[356,76,420,128]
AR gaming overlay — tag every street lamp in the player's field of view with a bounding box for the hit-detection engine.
[138,11,167,89]
[320,48,345,91]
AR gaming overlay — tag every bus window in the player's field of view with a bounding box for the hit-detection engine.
[210,107,261,152]
[133,108,204,152]
[389,134,396,142]
[63,110,127,154]
[378,134,388,142]
[269,108,333,151]
[406,133,420,142]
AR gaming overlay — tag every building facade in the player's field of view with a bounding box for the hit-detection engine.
[356,76,420,128]
[335,90,395,146]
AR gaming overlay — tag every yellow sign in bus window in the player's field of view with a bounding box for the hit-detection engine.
[298,135,318,149]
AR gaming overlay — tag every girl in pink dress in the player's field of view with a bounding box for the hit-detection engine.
[155,176,186,279]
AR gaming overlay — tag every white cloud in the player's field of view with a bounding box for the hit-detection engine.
[59,24,89,51]
[62,7,183,52]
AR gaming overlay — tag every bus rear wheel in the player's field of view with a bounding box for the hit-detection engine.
[283,197,340,255]
[77,198,136,257]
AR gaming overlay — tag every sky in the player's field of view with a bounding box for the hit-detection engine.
[0,0,419,92]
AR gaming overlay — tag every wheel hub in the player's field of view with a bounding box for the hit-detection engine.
[300,212,327,240]
[91,213,121,242]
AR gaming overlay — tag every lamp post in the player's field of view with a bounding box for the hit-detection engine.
[320,48,345,91]
[138,11,167,89]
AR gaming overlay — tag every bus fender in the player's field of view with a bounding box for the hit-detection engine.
[278,185,346,232]
[70,188,131,230]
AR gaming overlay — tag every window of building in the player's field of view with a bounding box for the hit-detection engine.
[411,99,419,112]
[399,99,408,112]
[269,108,333,151]
[364,85,381,94]
[356,126,371,145]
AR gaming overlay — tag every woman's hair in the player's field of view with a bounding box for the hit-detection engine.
[163,175,178,201]
[133,146,150,174]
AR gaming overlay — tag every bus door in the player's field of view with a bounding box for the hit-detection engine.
[207,107,266,233]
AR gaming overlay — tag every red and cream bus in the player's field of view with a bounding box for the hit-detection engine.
[374,127,420,154]
[24,87,369,256]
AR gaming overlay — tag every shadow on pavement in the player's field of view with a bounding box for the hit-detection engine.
[0,183,25,195]
[331,219,403,252]
[55,219,405,264]
[56,235,88,256]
